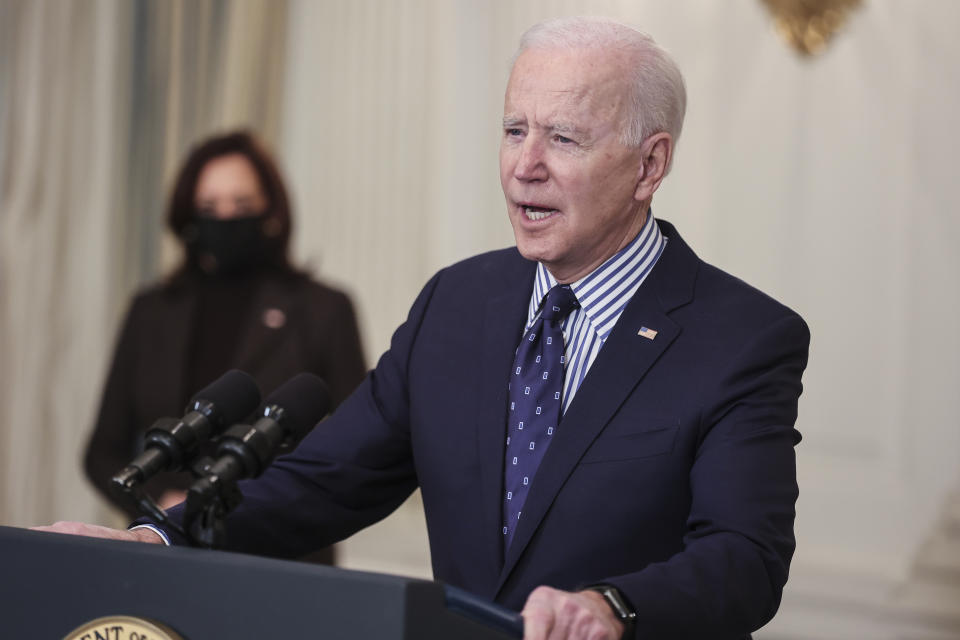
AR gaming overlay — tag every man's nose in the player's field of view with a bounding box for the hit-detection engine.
[513,136,548,182]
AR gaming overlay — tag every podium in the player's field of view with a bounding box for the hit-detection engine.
[0,526,521,639]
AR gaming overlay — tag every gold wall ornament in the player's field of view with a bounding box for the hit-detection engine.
[63,615,185,640]
[760,0,863,56]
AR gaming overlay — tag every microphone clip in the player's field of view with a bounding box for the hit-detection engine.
[182,455,244,549]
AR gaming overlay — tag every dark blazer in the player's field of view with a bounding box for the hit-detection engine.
[85,271,367,515]
[164,219,808,639]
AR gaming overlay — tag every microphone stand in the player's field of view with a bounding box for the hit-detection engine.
[111,451,241,549]
[181,407,294,549]
[182,454,245,549]
[110,470,189,540]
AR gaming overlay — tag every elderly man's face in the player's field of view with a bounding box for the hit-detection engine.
[500,47,648,283]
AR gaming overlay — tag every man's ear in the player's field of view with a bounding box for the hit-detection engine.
[634,132,673,202]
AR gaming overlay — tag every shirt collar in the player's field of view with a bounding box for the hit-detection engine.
[527,212,666,340]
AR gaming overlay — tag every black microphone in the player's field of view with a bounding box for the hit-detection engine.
[111,369,261,492]
[198,372,331,485]
[183,373,330,547]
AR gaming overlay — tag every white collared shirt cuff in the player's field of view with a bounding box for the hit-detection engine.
[129,523,172,546]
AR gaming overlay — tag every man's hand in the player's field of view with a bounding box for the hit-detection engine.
[30,521,165,544]
[522,586,624,640]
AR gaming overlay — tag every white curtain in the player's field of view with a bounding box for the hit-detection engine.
[0,0,288,527]
[0,0,133,527]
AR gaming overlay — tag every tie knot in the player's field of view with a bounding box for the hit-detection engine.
[541,285,579,323]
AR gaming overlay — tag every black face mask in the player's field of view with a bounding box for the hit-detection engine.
[185,216,270,275]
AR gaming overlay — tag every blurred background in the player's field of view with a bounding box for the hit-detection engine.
[1,1,958,637]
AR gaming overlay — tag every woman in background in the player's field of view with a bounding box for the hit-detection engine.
[84,131,366,564]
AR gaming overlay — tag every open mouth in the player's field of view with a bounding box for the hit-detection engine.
[522,205,558,221]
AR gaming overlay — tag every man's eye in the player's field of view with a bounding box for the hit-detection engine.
[554,134,575,144]
[505,128,524,137]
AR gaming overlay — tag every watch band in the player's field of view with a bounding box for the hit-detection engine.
[589,585,637,640]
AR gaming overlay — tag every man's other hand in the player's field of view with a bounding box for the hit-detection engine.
[522,586,624,640]
[30,521,164,544]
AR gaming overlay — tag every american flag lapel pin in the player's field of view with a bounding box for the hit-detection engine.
[637,326,658,340]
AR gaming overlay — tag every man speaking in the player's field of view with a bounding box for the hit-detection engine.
[43,16,809,640]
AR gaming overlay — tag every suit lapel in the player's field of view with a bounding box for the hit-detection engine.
[475,259,537,582]
[495,220,699,593]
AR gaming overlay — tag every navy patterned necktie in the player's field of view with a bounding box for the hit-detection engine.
[502,284,579,548]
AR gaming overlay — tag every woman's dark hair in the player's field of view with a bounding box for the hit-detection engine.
[167,130,295,273]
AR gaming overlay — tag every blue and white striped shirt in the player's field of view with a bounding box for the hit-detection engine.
[525,213,666,413]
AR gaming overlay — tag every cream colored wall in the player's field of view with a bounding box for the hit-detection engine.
[279,1,960,636]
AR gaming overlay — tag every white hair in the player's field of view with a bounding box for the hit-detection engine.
[516,17,687,157]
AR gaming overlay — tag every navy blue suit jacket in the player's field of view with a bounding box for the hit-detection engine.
[163,219,809,639]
